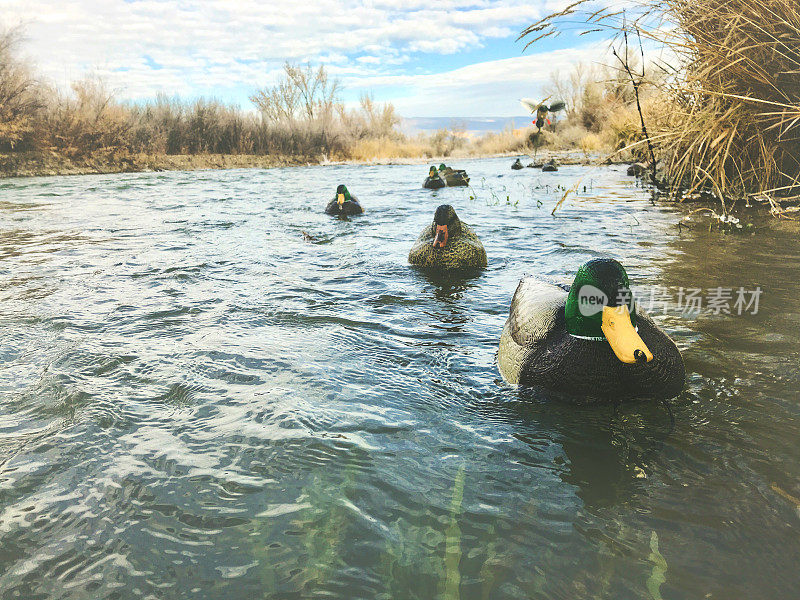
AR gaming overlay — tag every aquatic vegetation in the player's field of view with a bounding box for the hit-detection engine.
[476,524,503,600]
[466,183,521,208]
[678,208,758,233]
[379,509,445,599]
[293,464,357,592]
[248,517,278,593]
[442,465,465,600]
[646,531,667,600]
[377,466,469,600]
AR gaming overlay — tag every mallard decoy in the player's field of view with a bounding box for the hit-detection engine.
[541,158,558,172]
[423,166,446,189]
[325,184,363,216]
[408,204,487,270]
[627,162,647,177]
[511,158,524,170]
[438,163,470,186]
[498,258,685,401]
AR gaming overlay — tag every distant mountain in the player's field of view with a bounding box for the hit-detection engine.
[400,116,534,135]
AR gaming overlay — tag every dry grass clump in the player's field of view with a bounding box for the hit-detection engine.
[467,127,530,156]
[0,28,42,151]
[347,137,430,161]
[522,0,800,207]
[657,0,800,204]
[576,131,605,153]
[42,79,135,156]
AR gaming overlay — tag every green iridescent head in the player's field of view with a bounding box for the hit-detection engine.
[336,184,352,202]
[429,166,438,177]
[439,163,447,171]
[565,258,637,339]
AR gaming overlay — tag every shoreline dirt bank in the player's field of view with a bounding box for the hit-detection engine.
[0,149,609,179]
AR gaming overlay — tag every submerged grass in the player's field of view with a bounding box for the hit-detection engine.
[442,465,466,600]
[646,531,667,600]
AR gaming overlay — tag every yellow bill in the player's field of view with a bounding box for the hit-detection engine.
[601,305,653,364]
[337,193,345,205]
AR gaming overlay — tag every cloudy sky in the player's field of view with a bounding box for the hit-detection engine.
[2,0,613,117]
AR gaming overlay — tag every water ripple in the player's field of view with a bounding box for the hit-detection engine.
[0,158,798,598]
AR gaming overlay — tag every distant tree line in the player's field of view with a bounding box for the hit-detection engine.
[0,28,403,160]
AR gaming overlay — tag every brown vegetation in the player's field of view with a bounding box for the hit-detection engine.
[521,0,800,210]
[0,27,41,152]
[0,26,628,177]
[540,59,661,157]
[0,33,422,171]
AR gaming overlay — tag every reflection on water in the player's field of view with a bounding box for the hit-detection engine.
[0,159,799,599]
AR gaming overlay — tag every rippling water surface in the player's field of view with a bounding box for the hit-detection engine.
[1,157,799,599]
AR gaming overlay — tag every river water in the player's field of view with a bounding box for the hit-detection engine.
[1,156,798,599]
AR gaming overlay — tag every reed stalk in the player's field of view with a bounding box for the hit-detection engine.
[521,0,800,210]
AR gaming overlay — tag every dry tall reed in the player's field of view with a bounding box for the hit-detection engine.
[522,0,800,208]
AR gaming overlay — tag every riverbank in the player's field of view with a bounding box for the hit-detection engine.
[0,149,609,179]
[0,151,305,178]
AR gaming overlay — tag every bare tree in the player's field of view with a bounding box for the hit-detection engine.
[545,63,594,119]
[250,63,341,124]
[249,74,300,124]
[357,93,400,137]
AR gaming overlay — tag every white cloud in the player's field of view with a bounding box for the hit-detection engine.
[347,43,614,116]
[0,0,613,115]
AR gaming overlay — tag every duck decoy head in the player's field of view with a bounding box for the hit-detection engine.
[432,204,459,249]
[336,184,351,207]
[429,166,438,177]
[564,258,653,364]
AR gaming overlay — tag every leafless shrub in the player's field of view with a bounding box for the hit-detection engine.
[0,27,43,150]
[41,77,134,155]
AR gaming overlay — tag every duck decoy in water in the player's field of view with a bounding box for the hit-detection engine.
[325,184,364,216]
[408,204,487,270]
[498,258,685,401]
[627,162,647,177]
[511,158,524,170]
[423,166,446,189]
[438,163,470,186]
[541,158,558,172]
